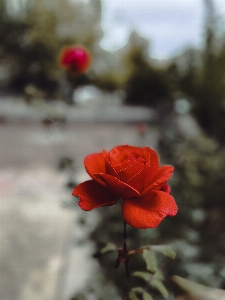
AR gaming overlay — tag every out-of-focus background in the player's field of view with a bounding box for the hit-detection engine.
[0,0,225,299]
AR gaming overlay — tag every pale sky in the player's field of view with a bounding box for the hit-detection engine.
[100,0,225,59]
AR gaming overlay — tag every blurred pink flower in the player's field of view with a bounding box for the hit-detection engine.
[59,46,91,73]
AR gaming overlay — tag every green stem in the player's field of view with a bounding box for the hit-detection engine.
[123,221,128,251]
[123,221,131,291]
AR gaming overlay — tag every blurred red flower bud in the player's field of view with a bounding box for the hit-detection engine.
[59,46,91,73]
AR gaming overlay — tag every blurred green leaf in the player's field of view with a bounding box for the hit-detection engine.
[171,275,225,300]
[151,245,176,260]
[129,291,140,300]
[153,270,164,281]
[131,287,144,294]
[151,278,169,298]
[142,249,158,273]
[93,243,117,257]
[142,292,153,300]
[132,271,152,282]
[100,243,117,254]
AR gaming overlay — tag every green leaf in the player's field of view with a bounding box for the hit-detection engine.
[151,278,169,298]
[93,243,117,257]
[152,270,164,281]
[142,249,158,273]
[151,245,176,259]
[100,243,117,254]
[171,275,225,300]
[132,271,152,282]
[142,292,153,300]
[131,287,144,294]
[129,291,140,300]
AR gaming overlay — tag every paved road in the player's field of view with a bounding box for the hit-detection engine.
[0,118,155,300]
[0,96,154,123]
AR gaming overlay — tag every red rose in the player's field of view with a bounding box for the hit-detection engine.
[73,145,178,229]
[59,46,91,73]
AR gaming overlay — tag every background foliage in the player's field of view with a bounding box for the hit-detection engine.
[1,0,225,299]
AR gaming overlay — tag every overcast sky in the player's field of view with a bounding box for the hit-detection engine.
[100,0,225,59]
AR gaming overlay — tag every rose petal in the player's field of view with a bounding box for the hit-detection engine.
[161,182,171,193]
[84,153,106,184]
[103,154,119,178]
[140,147,159,165]
[73,180,118,210]
[117,160,145,183]
[142,166,174,195]
[126,163,153,192]
[112,158,135,173]
[109,145,159,165]
[94,173,140,198]
[122,191,178,229]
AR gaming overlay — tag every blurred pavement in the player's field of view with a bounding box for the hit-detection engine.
[0,96,154,123]
[0,97,155,300]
